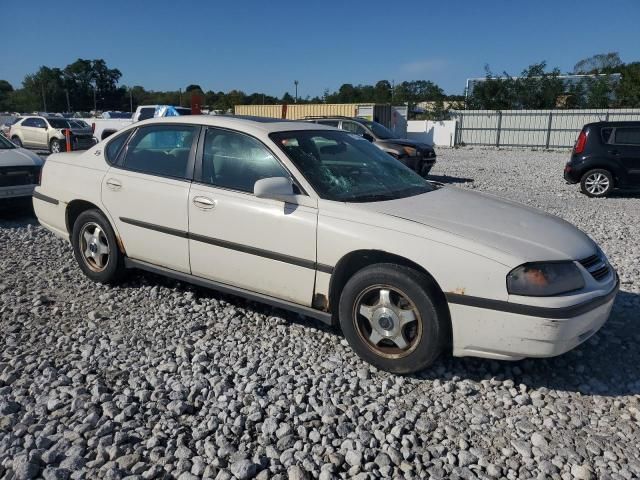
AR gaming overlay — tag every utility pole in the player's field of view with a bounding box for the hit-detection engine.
[41,83,47,112]
[179,88,182,107]
[129,88,133,113]
[65,89,71,112]
[294,80,299,103]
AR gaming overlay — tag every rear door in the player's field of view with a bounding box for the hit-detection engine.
[611,127,640,185]
[101,124,199,273]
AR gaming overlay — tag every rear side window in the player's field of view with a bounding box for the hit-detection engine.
[122,125,197,179]
[105,132,129,164]
[137,108,156,121]
[600,128,613,143]
[614,127,640,145]
[317,120,339,127]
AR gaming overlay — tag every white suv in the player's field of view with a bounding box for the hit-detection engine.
[33,116,618,373]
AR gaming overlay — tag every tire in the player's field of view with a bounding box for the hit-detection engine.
[338,263,447,374]
[11,136,22,147]
[71,209,125,284]
[420,162,433,178]
[50,138,63,154]
[580,169,614,198]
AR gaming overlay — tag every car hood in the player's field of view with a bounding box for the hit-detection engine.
[356,186,596,263]
[0,147,43,167]
[380,138,434,150]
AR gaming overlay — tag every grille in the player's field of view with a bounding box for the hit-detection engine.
[0,166,40,187]
[579,253,611,281]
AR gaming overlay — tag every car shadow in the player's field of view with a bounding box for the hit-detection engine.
[414,289,640,396]
[428,174,474,184]
[125,270,639,396]
[0,198,37,223]
[608,188,640,199]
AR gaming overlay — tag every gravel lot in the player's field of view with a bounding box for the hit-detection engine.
[1,147,639,480]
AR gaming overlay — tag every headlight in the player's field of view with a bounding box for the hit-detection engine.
[507,262,584,296]
[402,146,417,156]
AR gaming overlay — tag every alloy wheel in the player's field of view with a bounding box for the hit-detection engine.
[353,285,423,359]
[79,222,110,272]
[584,172,610,196]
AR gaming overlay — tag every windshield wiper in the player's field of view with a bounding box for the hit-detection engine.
[348,193,397,203]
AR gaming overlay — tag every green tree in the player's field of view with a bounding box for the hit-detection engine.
[0,80,14,110]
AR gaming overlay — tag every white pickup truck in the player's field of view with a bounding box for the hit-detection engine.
[81,105,191,141]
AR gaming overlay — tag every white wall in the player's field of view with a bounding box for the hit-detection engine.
[407,120,457,147]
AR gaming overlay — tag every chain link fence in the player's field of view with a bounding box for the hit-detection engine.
[450,109,640,149]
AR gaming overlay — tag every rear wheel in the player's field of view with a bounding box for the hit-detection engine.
[72,209,125,283]
[50,138,63,153]
[580,169,613,197]
[11,136,22,147]
[338,264,447,374]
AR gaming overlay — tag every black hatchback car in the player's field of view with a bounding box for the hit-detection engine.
[304,116,437,177]
[564,121,640,197]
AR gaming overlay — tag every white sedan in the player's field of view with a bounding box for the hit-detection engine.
[0,134,43,200]
[32,116,618,373]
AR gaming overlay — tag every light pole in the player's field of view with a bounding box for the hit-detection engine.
[294,80,298,103]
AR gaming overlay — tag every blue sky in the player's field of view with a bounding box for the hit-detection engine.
[4,0,640,96]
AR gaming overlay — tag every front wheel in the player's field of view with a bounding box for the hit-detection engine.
[420,162,433,177]
[50,138,64,153]
[72,209,125,284]
[338,264,447,374]
[580,169,613,197]
[11,136,22,147]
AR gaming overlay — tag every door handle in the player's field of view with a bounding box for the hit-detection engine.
[193,196,216,209]
[106,178,122,190]
[608,150,620,156]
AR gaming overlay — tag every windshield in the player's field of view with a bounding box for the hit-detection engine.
[47,118,71,129]
[69,120,89,128]
[0,135,16,149]
[360,120,396,139]
[271,130,434,202]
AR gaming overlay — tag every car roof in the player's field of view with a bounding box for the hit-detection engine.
[133,115,338,134]
[585,121,640,128]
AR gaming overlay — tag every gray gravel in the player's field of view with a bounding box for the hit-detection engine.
[1,147,639,480]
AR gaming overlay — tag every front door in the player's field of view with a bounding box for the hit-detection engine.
[612,126,640,185]
[188,127,318,306]
[101,124,199,273]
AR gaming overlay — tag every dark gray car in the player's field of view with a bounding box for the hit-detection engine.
[305,116,437,177]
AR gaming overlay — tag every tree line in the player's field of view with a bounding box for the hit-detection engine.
[0,53,639,115]
[467,53,640,110]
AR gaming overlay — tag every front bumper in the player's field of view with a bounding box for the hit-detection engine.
[448,277,619,361]
[0,184,36,200]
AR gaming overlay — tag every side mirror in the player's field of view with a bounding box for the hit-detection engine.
[254,177,295,202]
[362,132,374,142]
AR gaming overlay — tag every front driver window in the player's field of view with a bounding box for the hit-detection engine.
[122,125,196,179]
[200,128,289,193]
